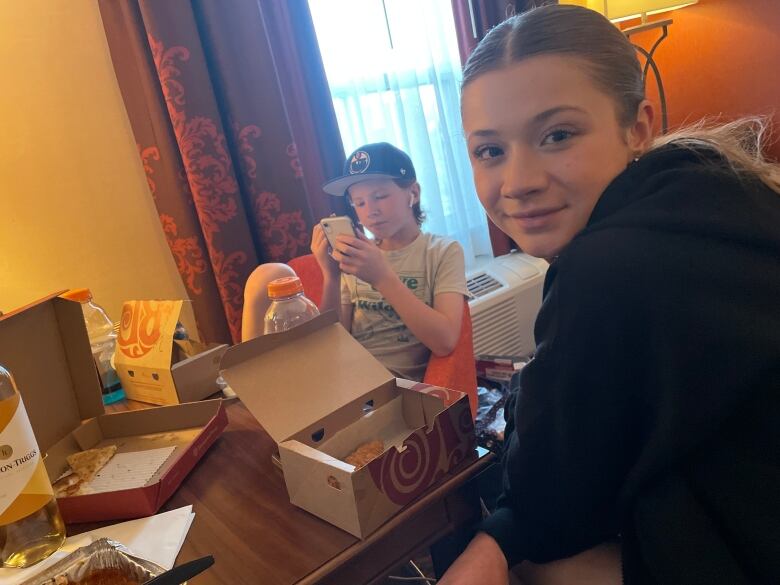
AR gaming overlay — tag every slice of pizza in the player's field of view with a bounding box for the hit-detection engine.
[66,445,118,483]
[52,472,83,498]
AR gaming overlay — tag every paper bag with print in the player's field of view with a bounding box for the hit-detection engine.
[114,300,182,405]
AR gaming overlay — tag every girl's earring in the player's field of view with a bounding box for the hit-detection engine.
[409,194,415,208]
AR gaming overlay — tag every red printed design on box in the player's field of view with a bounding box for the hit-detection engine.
[118,301,178,359]
[367,391,475,506]
[406,382,463,408]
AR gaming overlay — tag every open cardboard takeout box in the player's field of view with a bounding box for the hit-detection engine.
[221,311,476,538]
[0,294,227,523]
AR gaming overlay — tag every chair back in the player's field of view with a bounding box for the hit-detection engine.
[288,254,324,307]
[424,301,478,418]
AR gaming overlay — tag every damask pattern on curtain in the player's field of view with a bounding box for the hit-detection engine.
[99,0,344,343]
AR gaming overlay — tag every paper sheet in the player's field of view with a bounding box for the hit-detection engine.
[85,446,177,494]
[0,506,195,585]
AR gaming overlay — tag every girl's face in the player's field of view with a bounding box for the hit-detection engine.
[348,179,420,242]
[462,54,653,260]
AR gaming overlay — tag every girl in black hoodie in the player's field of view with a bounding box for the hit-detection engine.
[444,4,780,584]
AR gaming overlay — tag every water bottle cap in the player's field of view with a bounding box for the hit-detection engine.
[267,276,304,299]
[61,288,93,303]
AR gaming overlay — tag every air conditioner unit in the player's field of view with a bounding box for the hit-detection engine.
[466,251,549,358]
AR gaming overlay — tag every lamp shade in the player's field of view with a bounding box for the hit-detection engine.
[561,0,697,22]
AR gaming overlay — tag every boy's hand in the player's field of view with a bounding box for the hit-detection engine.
[311,224,340,280]
[334,232,394,287]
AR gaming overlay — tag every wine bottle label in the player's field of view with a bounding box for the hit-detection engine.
[0,394,53,525]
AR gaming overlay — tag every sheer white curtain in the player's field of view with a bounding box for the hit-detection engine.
[308,0,492,266]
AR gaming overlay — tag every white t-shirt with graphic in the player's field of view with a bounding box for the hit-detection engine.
[340,232,468,381]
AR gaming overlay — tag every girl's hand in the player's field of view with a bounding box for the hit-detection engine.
[334,231,394,287]
[311,224,340,280]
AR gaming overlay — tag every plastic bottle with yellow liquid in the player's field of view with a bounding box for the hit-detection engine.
[0,365,66,568]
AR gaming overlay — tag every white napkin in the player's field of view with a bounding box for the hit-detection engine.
[0,506,195,585]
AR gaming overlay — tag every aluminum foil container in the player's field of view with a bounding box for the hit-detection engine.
[21,538,167,585]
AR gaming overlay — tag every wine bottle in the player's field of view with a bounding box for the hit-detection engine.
[0,364,66,568]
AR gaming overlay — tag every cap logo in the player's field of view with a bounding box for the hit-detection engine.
[349,151,370,174]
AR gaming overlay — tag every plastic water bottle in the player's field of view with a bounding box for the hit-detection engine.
[263,276,320,334]
[61,289,125,405]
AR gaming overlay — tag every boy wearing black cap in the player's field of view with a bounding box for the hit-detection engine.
[243,143,468,381]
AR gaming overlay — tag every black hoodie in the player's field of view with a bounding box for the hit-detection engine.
[480,144,780,584]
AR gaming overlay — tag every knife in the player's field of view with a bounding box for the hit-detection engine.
[144,556,215,585]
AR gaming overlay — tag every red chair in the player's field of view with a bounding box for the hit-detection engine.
[288,254,478,418]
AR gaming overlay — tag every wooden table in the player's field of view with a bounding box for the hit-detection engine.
[80,398,493,584]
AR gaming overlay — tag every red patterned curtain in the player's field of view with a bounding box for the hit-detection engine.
[99,0,345,343]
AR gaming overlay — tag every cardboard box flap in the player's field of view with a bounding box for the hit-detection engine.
[221,311,394,444]
[0,294,104,452]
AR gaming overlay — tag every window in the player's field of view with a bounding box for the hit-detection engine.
[309,0,492,266]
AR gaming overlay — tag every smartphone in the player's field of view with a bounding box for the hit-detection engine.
[320,216,357,249]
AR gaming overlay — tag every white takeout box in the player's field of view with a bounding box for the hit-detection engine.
[221,311,476,538]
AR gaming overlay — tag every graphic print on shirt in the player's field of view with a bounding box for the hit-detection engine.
[352,271,427,345]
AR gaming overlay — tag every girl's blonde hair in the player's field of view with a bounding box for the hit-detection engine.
[462,5,780,195]
[652,116,780,194]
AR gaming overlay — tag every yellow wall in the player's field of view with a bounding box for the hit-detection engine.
[0,0,187,322]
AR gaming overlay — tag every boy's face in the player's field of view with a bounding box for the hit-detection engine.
[462,55,652,260]
[348,179,419,240]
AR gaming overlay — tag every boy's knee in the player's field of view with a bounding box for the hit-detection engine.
[242,263,298,342]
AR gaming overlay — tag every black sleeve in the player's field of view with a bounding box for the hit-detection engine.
[480,232,656,566]
[481,209,780,568]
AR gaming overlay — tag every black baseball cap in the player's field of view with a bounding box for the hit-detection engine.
[322,142,416,196]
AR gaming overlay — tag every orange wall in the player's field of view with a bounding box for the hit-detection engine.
[635,0,780,159]
[0,0,188,321]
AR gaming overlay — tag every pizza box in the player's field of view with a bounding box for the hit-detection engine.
[475,354,530,384]
[0,294,228,524]
[114,300,228,406]
[221,311,476,538]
